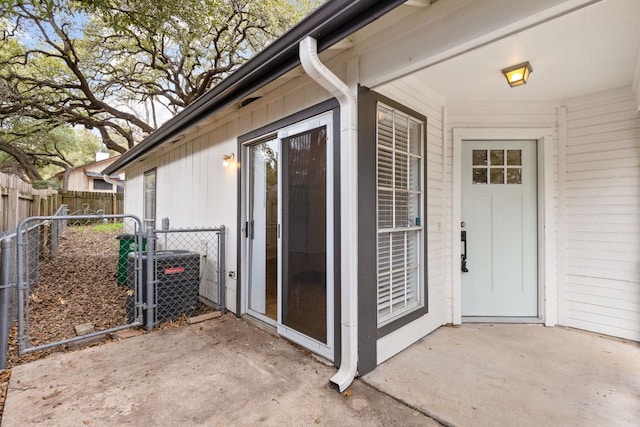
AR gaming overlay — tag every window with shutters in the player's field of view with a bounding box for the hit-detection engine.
[376,102,424,327]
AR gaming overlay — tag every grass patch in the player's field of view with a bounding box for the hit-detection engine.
[91,222,125,233]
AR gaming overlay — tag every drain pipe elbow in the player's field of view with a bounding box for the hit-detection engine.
[299,36,358,392]
[102,174,124,189]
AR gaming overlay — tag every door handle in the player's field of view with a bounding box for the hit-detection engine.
[461,230,469,273]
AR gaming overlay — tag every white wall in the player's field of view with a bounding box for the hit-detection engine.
[123,71,335,313]
[560,87,640,341]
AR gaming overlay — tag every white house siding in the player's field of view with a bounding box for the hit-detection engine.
[446,100,559,323]
[123,70,338,313]
[374,77,447,363]
[562,87,640,341]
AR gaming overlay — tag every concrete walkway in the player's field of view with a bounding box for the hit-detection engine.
[363,324,640,427]
[2,315,439,426]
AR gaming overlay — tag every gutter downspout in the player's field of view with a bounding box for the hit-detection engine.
[299,36,358,392]
[102,174,125,189]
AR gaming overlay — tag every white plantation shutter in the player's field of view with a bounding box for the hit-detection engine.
[376,103,424,326]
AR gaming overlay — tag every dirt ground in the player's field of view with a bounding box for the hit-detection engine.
[0,225,211,421]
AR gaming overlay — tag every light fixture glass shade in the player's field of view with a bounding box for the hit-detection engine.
[501,61,532,87]
[222,153,235,166]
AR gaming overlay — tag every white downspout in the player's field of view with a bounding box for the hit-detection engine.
[299,36,358,392]
[102,174,124,189]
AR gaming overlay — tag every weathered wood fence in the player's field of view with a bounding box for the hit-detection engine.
[0,173,58,233]
[0,172,124,233]
[60,190,124,216]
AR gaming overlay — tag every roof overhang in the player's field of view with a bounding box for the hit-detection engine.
[102,0,408,175]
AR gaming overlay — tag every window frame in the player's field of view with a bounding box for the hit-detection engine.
[92,178,113,191]
[143,168,157,228]
[376,102,426,327]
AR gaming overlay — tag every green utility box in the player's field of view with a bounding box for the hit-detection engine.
[116,234,146,286]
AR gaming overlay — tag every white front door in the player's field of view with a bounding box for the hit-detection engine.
[461,140,538,317]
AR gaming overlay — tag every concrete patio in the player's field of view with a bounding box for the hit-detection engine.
[2,318,638,426]
[1,315,438,427]
[363,324,640,427]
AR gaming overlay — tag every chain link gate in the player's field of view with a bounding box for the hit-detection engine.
[152,227,226,325]
[8,213,146,360]
[0,211,227,368]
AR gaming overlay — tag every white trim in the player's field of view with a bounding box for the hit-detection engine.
[441,106,449,325]
[556,107,568,326]
[452,128,555,326]
[633,42,640,111]
[462,317,544,324]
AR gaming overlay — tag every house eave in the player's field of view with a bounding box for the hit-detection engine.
[102,0,408,176]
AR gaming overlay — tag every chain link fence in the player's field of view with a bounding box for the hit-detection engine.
[0,212,226,368]
[0,205,68,368]
[154,228,226,318]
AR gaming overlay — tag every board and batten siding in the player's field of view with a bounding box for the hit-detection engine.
[562,88,640,341]
[123,71,338,313]
[374,76,447,363]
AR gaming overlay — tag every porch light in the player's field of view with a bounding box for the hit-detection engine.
[501,61,532,87]
[222,153,235,167]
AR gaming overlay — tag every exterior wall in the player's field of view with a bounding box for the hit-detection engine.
[372,77,447,364]
[66,169,89,192]
[560,87,640,341]
[123,70,338,313]
[66,157,123,193]
[446,100,559,323]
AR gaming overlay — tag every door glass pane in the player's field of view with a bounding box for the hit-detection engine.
[282,126,327,343]
[507,150,522,165]
[490,150,504,165]
[248,141,278,321]
[507,168,522,184]
[473,150,487,165]
[490,168,505,184]
[473,168,488,184]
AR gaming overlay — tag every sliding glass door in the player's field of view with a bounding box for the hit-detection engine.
[282,126,328,344]
[247,139,278,322]
[244,111,334,360]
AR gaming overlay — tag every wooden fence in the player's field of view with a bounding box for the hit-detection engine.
[0,172,124,233]
[59,191,124,216]
[0,172,58,233]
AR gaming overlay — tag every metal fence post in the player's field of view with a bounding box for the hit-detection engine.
[218,226,226,314]
[0,237,13,369]
[145,223,156,331]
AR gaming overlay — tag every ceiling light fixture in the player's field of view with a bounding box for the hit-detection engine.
[501,61,533,87]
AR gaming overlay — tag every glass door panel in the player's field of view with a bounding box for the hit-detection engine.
[248,140,278,322]
[281,127,327,343]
